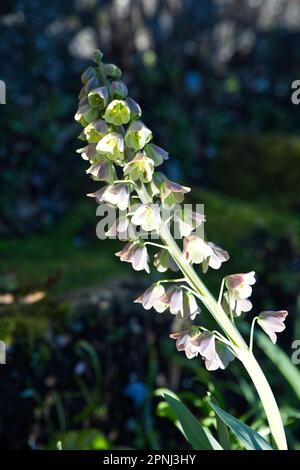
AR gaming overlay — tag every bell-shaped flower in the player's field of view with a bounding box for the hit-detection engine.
[131,204,161,232]
[86,160,116,184]
[123,153,154,183]
[75,103,99,126]
[204,341,235,371]
[96,132,124,161]
[144,143,169,166]
[110,80,128,99]
[76,144,97,161]
[183,291,201,320]
[124,121,152,150]
[104,99,131,126]
[88,86,109,109]
[125,97,142,120]
[116,242,150,273]
[174,208,206,238]
[170,328,202,359]
[134,283,166,312]
[154,249,179,273]
[105,216,130,241]
[257,310,288,344]
[226,272,256,301]
[170,330,234,370]
[202,242,229,272]
[225,294,253,317]
[159,287,184,315]
[88,183,130,211]
[181,235,213,265]
[84,119,108,143]
[159,287,200,318]
[156,173,190,207]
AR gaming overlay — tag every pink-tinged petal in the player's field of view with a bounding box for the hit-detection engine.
[207,242,229,270]
[257,310,288,343]
[196,332,216,360]
[134,284,165,310]
[169,288,184,315]
[235,298,253,316]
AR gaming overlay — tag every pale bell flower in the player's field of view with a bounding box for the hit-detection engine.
[96,132,124,161]
[226,294,253,317]
[131,204,161,232]
[116,242,150,273]
[125,97,142,119]
[159,287,184,316]
[257,310,288,344]
[174,208,206,238]
[159,287,200,318]
[183,291,201,320]
[110,80,128,99]
[156,173,190,207]
[170,329,202,359]
[124,120,152,150]
[202,242,230,272]
[87,184,130,211]
[75,103,98,126]
[76,144,97,161]
[123,153,154,183]
[84,119,108,143]
[226,271,256,300]
[105,216,130,241]
[134,283,166,313]
[86,159,116,184]
[88,86,109,109]
[154,249,179,273]
[144,143,169,166]
[104,99,131,126]
[204,342,235,371]
[181,235,213,265]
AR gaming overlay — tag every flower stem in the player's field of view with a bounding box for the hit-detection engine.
[249,316,258,353]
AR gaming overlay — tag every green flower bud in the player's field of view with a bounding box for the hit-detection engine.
[96,132,124,161]
[123,153,154,183]
[104,99,131,126]
[81,66,96,84]
[92,49,104,64]
[75,104,99,126]
[110,80,128,99]
[126,97,142,120]
[144,143,169,166]
[84,119,108,143]
[124,121,152,150]
[88,86,109,109]
[84,75,100,93]
[105,63,122,79]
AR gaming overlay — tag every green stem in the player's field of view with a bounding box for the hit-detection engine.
[137,187,287,450]
[249,316,258,353]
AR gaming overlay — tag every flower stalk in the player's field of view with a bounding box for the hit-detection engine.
[75,50,288,450]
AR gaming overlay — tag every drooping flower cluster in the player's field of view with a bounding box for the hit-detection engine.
[76,51,288,374]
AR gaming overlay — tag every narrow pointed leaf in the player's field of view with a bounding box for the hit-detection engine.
[208,400,273,450]
[163,392,222,450]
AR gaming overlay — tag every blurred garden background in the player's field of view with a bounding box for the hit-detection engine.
[1,0,300,450]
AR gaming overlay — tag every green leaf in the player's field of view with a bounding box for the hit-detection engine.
[163,392,222,450]
[208,400,273,450]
